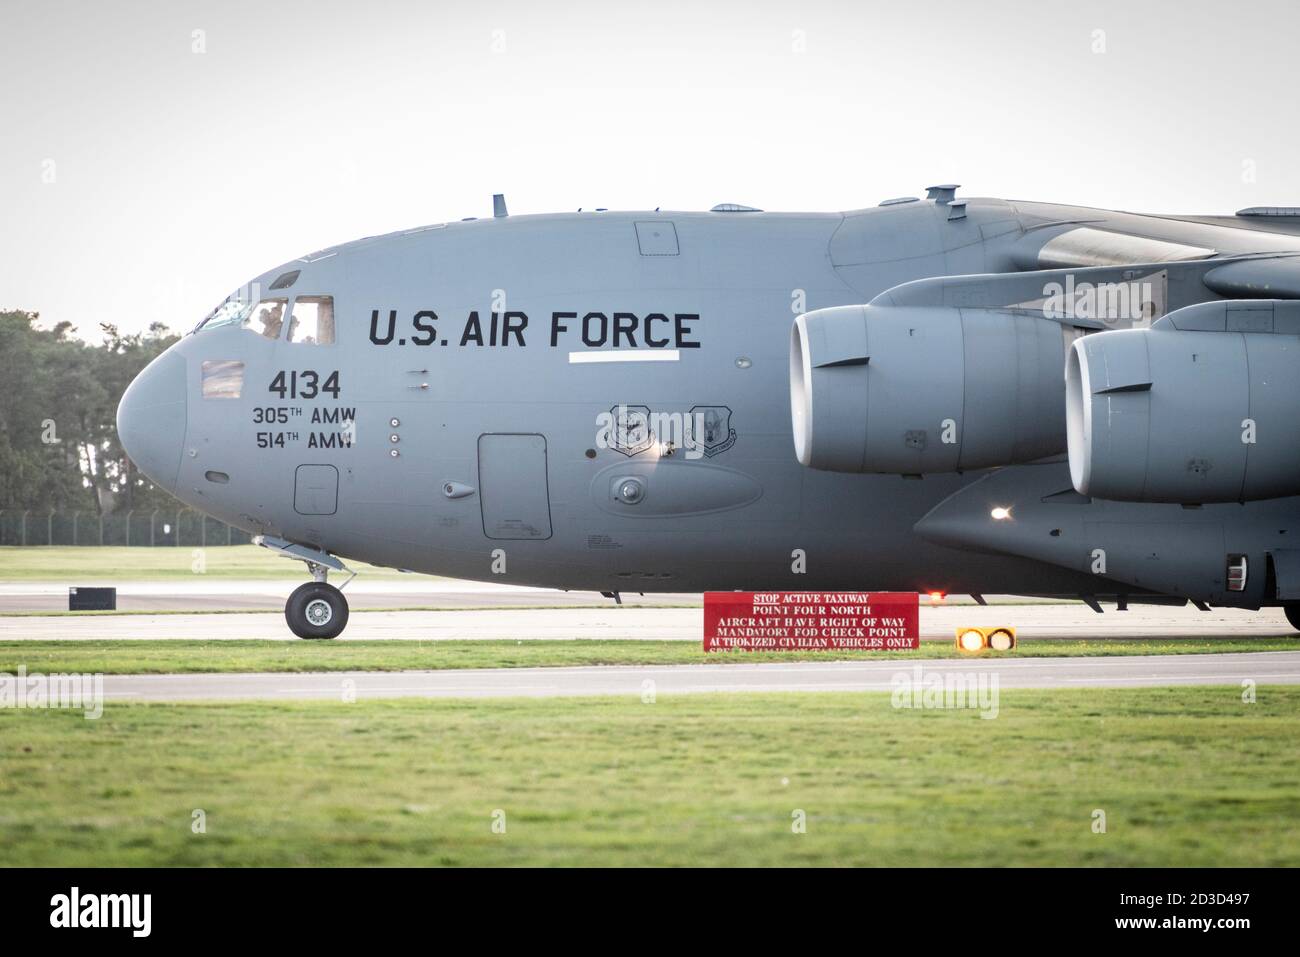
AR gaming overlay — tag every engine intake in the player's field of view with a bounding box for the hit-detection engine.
[1065,300,1300,503]
[790,304,1066,473]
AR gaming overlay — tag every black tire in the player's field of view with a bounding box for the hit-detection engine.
[285,582,349,639]
[1285,603,1300,633]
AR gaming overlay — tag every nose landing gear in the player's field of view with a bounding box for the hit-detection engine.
[253,535,354,639]
[286,580,349,640]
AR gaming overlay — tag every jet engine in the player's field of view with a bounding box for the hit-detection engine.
[790,303,1066,473]
[1065,300,1300,503]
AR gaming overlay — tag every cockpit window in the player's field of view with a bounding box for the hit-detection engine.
[269,270,301,290]
[201,360,244,398]
[287,296,335,344]
[196,295,287,339]
[197,297,254,332]
[245,298,288,340]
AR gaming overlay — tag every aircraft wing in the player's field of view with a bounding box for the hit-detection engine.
[869,252,1300,331]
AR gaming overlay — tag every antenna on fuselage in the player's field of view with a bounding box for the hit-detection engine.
[925,184,960,204]
[493,193,509,218]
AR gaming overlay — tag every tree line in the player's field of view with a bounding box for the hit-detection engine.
[0,309,179,515]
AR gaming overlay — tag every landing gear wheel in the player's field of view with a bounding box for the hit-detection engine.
[286,582,349,639]
[1284,602,1300,634]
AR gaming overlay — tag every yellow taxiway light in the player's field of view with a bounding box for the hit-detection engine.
[955,626,1018,653]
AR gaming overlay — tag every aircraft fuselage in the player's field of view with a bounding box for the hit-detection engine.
[117,196,1300,610]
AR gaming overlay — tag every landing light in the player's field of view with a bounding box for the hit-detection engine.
[990,506,1012,521]
[1226,554,1248,592]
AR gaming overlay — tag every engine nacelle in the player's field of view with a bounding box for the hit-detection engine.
[790,304,1066,473]
[1065,301,1300,503]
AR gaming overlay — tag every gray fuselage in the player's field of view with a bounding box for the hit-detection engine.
[116,196,1300,607]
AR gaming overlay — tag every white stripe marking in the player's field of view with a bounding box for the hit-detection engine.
[568,350,680,364]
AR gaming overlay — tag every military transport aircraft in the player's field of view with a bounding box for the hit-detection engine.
[117,188,1300,637]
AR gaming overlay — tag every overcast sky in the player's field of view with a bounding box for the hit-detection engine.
[3,0,1298,337]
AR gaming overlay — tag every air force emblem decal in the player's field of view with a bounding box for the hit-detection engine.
[687,405,737,457]
[597,404,737,459]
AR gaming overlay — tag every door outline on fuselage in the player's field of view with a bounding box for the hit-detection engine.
[476,432,554,541]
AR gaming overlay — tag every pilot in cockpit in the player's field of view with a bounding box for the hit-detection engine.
[257,302,285,339]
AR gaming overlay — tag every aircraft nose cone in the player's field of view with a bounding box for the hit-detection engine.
[116,351,187,492]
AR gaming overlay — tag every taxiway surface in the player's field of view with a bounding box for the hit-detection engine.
[1,598,1293,641]
[89,651,1300,701]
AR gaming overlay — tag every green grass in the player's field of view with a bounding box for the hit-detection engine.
[1,687,1297,866]
[0,545,416,580]
[0,637,1295,675]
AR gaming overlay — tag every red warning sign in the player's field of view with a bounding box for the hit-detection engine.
[703,592,919,652]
